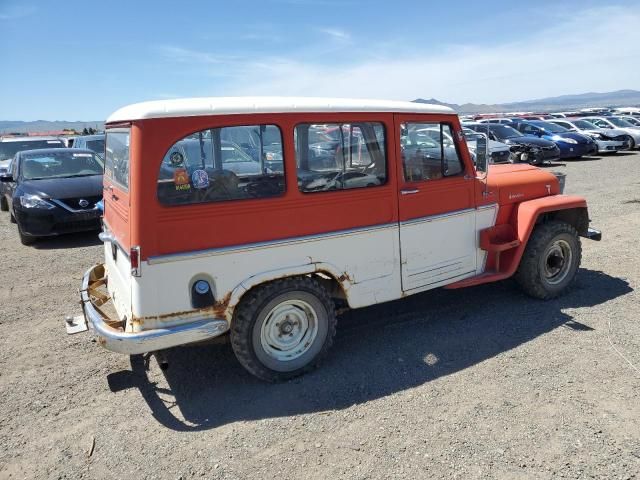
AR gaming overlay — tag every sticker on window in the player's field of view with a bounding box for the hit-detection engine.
[191,170,209,189]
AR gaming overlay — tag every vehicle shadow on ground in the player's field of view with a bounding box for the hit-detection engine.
[33,230,101,250]
[107,268,631,431]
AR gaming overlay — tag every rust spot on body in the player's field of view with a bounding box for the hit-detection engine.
[338,272,354,283]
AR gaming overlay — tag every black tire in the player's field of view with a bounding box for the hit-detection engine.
[0,196,7,212]
[230,276,337,382]
[17,222,36,246]
[627,136,636,150]
[515,220,581,300]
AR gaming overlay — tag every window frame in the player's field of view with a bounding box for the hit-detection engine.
[400,121,466,184]
[294,121,388,194]
[104,128,131,192]
[156,123,287,207]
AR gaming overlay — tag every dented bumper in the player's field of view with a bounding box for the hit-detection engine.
[69,263,229,355]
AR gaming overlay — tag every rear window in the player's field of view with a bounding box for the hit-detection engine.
[0,139,64,161]
[105,130,130,191]
[157,125,285,206]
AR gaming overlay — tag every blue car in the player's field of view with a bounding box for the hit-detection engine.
[512,120,598,159]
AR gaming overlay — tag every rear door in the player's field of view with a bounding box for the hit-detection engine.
[395,115,477,291]
[104,128,131,249]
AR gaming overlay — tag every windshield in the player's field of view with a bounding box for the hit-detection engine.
[573,120,597,129]
[623,117,640,125]
[0,139,65,161]
[609,117,634,128]
[531,121,567,133]
[21,151,103,180]
[489,125,523,140]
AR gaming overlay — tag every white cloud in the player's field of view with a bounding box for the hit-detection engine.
[316,27,350,40]
[157,5,640,104]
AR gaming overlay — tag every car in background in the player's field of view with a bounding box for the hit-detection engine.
[0,148,103,245]
[0,136,65,162]
[619,116,640,127]
[476,118,515,124]
[464,122,560,164]
[462,128,511,163]
[0,159,11,175]
[72,134,105,158]
[548,119,630,154]
[581,117,640,149]
[510,120,597,158]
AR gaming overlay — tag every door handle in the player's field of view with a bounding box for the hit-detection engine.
[400,189,419,195]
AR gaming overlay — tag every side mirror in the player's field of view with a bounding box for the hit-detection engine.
[475,136,488,173]
[0,174,13,183]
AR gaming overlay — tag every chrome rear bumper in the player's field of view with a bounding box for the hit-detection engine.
[67,263,229,355]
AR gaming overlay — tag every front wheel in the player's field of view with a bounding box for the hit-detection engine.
[0,196,8,212]
[515,220,582,299]
[230,277,337,382]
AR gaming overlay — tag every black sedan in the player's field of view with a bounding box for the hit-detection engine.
[0,148,103,245]
[464,123,561,164]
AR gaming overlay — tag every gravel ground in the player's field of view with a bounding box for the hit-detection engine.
[0,152,639,480]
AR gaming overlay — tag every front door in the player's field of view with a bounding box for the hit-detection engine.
[395,116,477,291]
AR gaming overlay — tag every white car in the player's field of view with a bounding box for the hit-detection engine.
[548,119,631,154]
[580,117,640,150]
[619,116,640,127]
[476,118,516,125]
[462,128,511,163]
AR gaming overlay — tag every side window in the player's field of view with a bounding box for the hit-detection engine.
[105,130,130,191]
[401,123,464,182]
[295,122,386,193]
[157,124,285,206]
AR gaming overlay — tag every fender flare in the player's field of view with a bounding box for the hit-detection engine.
[223,261,352,320]
[504,194,588,276]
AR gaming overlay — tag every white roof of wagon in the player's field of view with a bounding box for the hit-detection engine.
[106,97,454,123]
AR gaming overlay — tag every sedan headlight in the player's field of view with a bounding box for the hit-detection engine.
[20,194,55,209]
[553,136,578,144]
[588,133,603,140]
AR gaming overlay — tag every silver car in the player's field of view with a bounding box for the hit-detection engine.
[548,119,631,154]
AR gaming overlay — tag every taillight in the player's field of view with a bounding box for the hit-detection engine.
[130,246,141,277]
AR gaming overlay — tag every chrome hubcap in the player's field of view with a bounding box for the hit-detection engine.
[260,300,319,362]
[543,239,573,285]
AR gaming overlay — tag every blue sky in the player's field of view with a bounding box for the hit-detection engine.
[1,0,639,120]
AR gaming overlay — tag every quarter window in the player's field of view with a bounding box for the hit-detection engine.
[295,122,386,193]
[401,123,464,182]
[157,125,285,205]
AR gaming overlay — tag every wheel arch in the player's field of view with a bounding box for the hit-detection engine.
[224,262,351,321]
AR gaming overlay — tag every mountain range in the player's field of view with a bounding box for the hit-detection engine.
[413,89,640,114]
[2,90,639,133]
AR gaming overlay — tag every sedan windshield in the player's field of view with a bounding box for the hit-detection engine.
[21,151,103,180]
[531,121,568,133]
[0,139,65,161]
[573,120,598,130]
[489,125,523,140]
[609,117,634,128]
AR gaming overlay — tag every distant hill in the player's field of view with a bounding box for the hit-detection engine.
[3,90,639,132]
[413,89,640,114]
[0,120,104,134]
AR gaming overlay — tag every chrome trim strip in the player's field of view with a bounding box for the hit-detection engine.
[147,222,398,265]
[50,198,100,213]
[78,264,228,354]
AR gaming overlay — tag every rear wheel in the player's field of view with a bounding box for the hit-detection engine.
[515,220,581,299]
[0,196,7,212]
[230,276,337,382]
